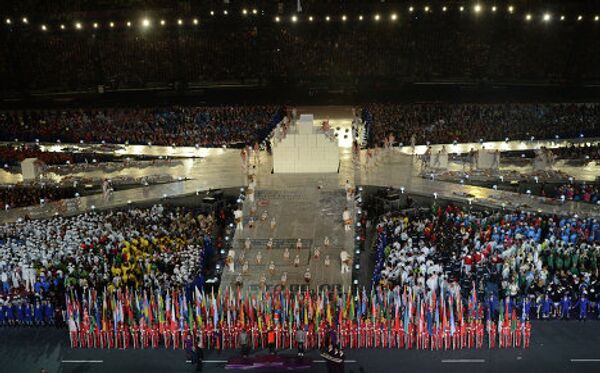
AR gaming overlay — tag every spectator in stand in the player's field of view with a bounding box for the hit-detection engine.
[363,103,600,147]
[557,182,600,204]
[0,185,76,209]
[0,106,281,147]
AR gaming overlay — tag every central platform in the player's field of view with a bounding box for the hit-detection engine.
[272,114,340,173]
[220,186,354,292]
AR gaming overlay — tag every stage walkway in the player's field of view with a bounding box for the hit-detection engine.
[219,186,354,292]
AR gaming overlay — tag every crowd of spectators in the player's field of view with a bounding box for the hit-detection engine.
[0,105,280,146]
[0,145,72,167]
[0,204,222,325]
[0,185,77,210]
[1,17,599,93]
[556,183,600,204]
[372,205,600,317]
[364,103,600,146]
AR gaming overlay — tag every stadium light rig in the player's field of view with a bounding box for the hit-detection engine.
[577,15,583,21]
[308,16,313,22]
[93,22,98,29]
[160,19,165,26]
[442,6,447,12]
[75,22,82,29]
[492,6,497,12]
[424,6,430,13]
[22,17,28,24]
[41,24,47,31]
[459,6,465,12]
[342,14,347,22]
[252,9,258,15]
[525,14,532,22]
[291,15,298,23]
[409,6,414,13]
[474,4,482,14]
[193,18,199,25]
[60,24,65,30]
[560,15,565,21]
[210,11,215,16]
[543,13,551,22]
[142,18,150,27]
[109,21,114,28]
[391,13,398,21]
[126,21,132,27]
[325,15,330,22]
[275,16,280,23]
[242,9,248,16]
[358,15,363,21]
[177,19,183,25]
[5,18,11,25]
[508,6,515,14]
[374,14,380,21]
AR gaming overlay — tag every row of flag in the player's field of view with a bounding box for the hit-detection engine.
[65,284,530,350]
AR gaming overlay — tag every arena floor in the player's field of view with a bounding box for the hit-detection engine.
[1,321,600,373]
[0,106,599,372]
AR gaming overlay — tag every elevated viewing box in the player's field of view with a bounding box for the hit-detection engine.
[272,114,340,173]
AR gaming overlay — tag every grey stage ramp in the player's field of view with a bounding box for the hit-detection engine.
[220,187,354,292]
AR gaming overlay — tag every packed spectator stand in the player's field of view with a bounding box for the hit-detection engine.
[0,185,77,210]
[556,182,600,204]
[0,106,282,146]
[1,6,599,95]
[363,103,600,146]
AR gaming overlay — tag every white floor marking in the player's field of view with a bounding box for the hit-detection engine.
[571,359,600,362]
[61,360,104,363]
[314,360,357,363]
[442,359,485,363]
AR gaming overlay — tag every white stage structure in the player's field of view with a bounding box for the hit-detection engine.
[429,148,449,170]
[476,149,501,170]
[272,114,340,173]
[21,158,44,180]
